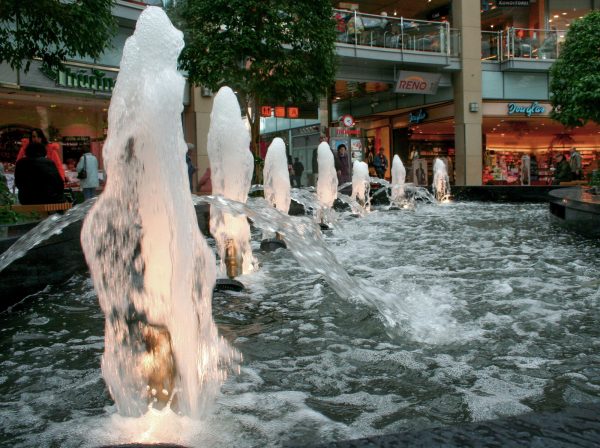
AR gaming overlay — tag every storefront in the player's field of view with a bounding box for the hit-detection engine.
[0,60,116,187]
[482,101,600,185]
[390,102,455,185]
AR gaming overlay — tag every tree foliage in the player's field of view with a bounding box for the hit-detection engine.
[550,10,600,127]
[0,0,116,72]
[169,0,336,153]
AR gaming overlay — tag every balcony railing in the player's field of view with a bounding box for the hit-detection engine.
[333,9,458,57]
[482,28,564,62]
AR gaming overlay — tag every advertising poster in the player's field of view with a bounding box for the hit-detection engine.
[521,154,531,185]
[350,138,363,162]
[412,158,428,186]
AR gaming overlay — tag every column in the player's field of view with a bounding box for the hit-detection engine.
[193,85,214,181]
[452,0,483,186]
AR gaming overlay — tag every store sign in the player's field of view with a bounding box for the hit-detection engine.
[408,109,428,124]
[497,0,530,6]
[507,101,546,117]
[332,127,361,136]
[260,105,299,118]
[40,65,115,92]
[394,71,442,95]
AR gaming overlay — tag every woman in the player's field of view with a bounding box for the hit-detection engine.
[14,142,65,205]
[17,129,65,181]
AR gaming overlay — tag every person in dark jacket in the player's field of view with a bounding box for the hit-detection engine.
[337,144,351,184]
[553,153,572,184]
[14,142,65,205]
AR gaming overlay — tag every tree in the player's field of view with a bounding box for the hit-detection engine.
[0,0,116,72]
[170,0,336,155]
[550,10,600,127]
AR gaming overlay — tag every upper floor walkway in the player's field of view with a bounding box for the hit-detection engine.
[333,9,563,82]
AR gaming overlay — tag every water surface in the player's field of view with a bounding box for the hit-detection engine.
[1,202,599,447]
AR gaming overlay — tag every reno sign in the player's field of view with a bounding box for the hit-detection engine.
[394,71,442,95]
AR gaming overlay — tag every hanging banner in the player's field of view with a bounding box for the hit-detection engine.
[394,71,442,95]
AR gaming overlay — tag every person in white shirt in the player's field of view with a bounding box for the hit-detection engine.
[76,149,100,200]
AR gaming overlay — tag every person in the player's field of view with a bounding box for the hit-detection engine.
[292,157,304,187]
[17,129,65,182]
[530,154,539,183]
[14,142,65,205]
[287,153,294,182]
[331,146,342,181]
[198,167,212,194]
[373,147,388,180]
[311,147,319,186]
[186,148,197,191]
[553,153,572,184]
[77,148,99,200]
[337,144,351,184]
[569,147,582,180]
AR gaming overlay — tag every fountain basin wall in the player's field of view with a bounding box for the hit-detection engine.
[0,219,87,311]
[548,187,600,238]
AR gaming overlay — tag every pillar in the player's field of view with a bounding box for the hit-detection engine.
[452,0,483,186]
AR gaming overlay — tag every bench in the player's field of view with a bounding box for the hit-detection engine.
[12,202,73,217]
[559,180,588,186]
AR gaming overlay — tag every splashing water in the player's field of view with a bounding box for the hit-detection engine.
[207,87,256,276]
[0,199,95,273]
[433,158,451,202]
[316,142,338,226]
[351,161,371,214]
[196,194,411,333]
[262,138,291,239]
[390,155,406,207]
[263,138,291,215]
[80,7,238,419]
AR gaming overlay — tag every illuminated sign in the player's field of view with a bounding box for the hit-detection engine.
[261,105,301,119]
[394,71,442,95]
[498,0,530,6]
[408,109,428,124]
[507,101,546,117]
[40,65,115,92]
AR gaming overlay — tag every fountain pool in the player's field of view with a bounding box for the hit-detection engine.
[1,201,600,446]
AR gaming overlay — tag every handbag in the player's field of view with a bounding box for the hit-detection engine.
[77,154,87,180]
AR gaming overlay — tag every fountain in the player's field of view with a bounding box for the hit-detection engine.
[315,142,338,229]
[350,160,371,214]
[79,7,238,419]
[260,137,290,251]
[207,87,256,282]
[432,157,451,202]
[389,155,407,208]
[1,6,600,448]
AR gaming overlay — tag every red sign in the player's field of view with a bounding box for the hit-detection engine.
[274,106,286,118]
[287,107,299,119]
[260,106,272,117]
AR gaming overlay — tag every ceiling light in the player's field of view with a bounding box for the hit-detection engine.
[7,101,14,105]
[393,10,397,16]
[77,106,83,110]
[562,12,567,15]
[549,19,553,22]
[553,15,559,18]
[50,104,57,108]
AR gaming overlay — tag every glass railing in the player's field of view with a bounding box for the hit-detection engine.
[482,28,564,62]
[333,9,455,56]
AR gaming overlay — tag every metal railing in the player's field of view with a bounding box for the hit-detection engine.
[333,9,457,57]
[482,28,564,62]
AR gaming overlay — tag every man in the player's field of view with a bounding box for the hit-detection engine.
[77,148,100,201]
[553,153,572,184]
[292,157,304,187]
[373,147,388,180]
[569,147,582,180]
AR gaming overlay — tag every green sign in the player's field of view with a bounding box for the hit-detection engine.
[41,65,114,92]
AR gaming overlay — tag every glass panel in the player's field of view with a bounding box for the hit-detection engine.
[504,72,549,100]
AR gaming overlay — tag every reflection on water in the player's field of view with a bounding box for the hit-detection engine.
[1,202,600,447]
